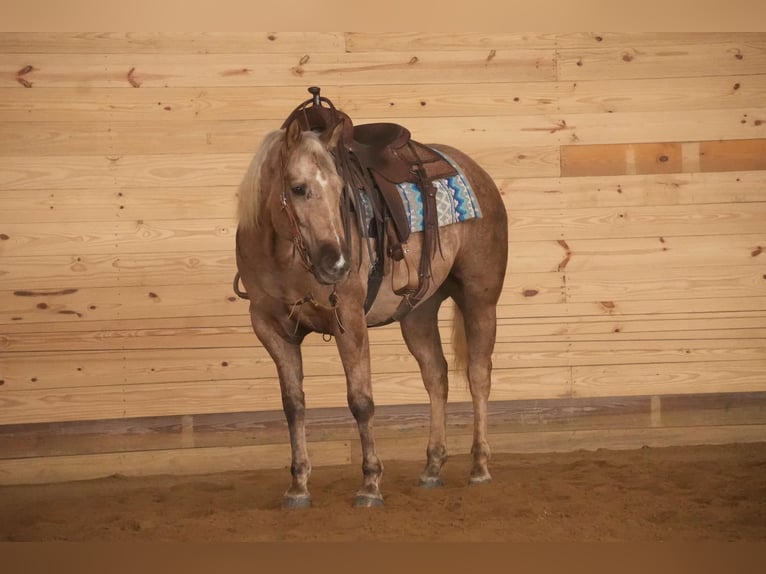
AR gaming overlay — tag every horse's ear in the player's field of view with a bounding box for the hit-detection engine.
[285,120,302,149]
[320,120,344,150]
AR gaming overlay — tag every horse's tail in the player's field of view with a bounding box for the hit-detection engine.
[451,304,469,385]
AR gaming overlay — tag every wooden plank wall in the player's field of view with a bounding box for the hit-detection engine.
[1,33,765,483]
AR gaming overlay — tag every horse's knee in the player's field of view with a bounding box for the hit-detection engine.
[348,393,375,424]
[282,389,306,425]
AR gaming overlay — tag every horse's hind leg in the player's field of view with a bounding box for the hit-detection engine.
[456,296,498,484]
[400,292,450,487]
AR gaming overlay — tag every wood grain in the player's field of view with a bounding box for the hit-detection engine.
[561,139,766,176]
[4,76,764,124]
[0,367,572,425]
[0,51,556,89]
[559,41,766,81]
[1,32,765,467]
[0,32,346,54]
[499,170,766,211]
[0,440,351,485]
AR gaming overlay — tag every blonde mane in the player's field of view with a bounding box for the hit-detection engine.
[237,129,286,230]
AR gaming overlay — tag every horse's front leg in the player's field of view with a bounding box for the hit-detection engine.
[251,316,312,508]
[278,350,313,508]
[335,312,384,507]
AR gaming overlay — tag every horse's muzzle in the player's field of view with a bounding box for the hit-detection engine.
[313,241,350,285]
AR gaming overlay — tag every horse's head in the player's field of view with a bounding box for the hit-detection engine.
[279,120,350,284]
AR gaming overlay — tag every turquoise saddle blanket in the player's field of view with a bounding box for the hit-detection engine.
[396,149,482,232]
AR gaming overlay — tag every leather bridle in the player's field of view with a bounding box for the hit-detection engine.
[279,185,315,276]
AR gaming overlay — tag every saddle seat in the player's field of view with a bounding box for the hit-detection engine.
[353,122,411,152]
[349,123,457,245]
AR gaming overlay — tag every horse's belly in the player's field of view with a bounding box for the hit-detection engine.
[363,228,459,327]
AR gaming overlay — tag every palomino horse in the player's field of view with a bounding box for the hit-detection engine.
[234,90,508,507]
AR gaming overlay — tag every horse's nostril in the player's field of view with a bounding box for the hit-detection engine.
[317,243,349,279]
[334,253,348,273]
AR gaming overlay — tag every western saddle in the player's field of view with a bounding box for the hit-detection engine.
[281,87,458,323]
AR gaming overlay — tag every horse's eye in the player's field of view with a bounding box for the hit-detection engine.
[291,185,307,197]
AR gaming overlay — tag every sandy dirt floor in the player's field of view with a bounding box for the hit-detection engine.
[1,442,765,542]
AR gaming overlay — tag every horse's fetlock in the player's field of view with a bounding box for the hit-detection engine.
[362,459,383,478]
[290,461,310,478]
[427,443,448,463]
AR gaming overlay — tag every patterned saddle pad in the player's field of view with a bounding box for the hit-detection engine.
[356,148,481,238]
[395,149,482,232]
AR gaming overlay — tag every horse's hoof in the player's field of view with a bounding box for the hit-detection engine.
[283,495,312,509]
[418,476,444,489]
[354,494,384,508]
[468,475,492,486]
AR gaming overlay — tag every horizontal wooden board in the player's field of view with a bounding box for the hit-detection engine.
[0,153,251,190]
[0,119,273,156]
[554,33,766,50]
[0,32,346,54]
[0,219,235,257]
[2,201,762,261]
[375,424,766,465]
[0,440,352,485]
[0,367,571,425]
[0,51,557,89]
[345,33,558,52]
[555,75,766,115]
[700,139,766,172]
[508,202,766,241]
[4,110,765,156]
[2,169,763,234]
[572,360,766,397]
[0,146,559,191]
[4,76,766,123]
[562,139,766,176]
[0,186,237,224]
[7,169,761,224]
[0,274,563,324]
[4,294,766,336]
[559,41,766,81]
[509,235,766,273]
[3,280,765,328]
[0,282,245,325]
[2,116,566,156]
[4,310,766,353]
[26,173,766,222]
[562,142,682,177]
[3,338,764,392]
[566,265,766,303]
[347,33,766,53]
[497,296,766,322]
[2,232,762,291]
[4,393,765,459]
[0,251,238,289]
[500,170,766,211]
